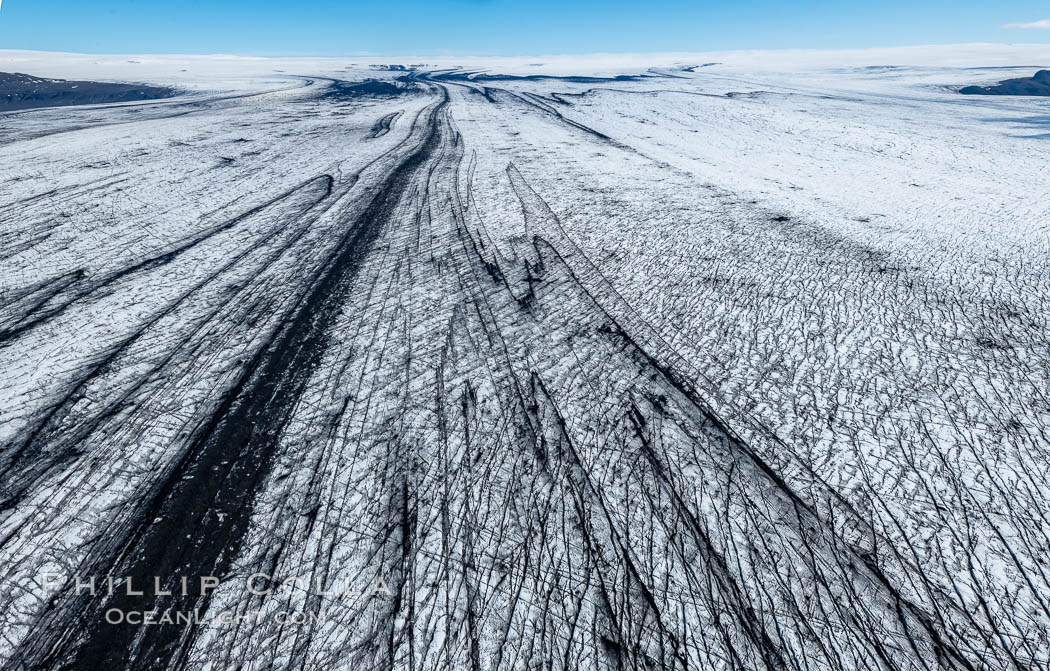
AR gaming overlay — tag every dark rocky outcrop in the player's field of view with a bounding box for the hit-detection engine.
[323,78,417,100]
[0,72,174,111]
[960,69,1050,96]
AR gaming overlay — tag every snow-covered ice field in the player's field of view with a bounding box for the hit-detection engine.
[0,44,1049,670]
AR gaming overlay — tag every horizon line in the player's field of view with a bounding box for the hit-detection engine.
[3,41,1050,61]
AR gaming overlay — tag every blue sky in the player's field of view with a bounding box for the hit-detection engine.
[1,1,1049,55]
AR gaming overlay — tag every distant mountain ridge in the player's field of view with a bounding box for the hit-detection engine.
[0,72,174,111]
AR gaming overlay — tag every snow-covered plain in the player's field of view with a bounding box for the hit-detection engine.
[0,44,1049,670]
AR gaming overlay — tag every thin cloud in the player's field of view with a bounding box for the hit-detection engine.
[1003,19,1050,29]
